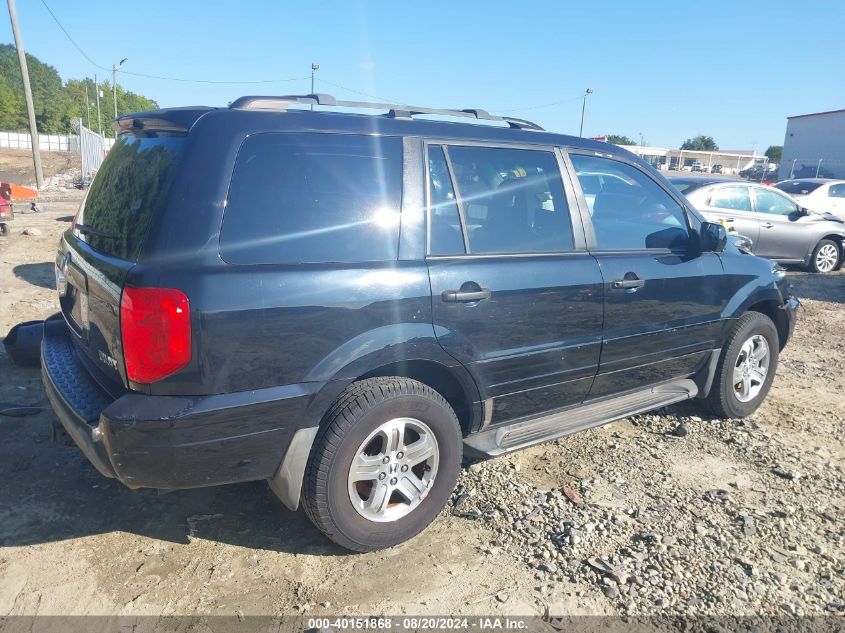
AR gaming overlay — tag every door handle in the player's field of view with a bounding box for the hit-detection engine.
[611,278,645,290]
[441,288,492,303]
[725,217,735,222]
[762,222,774,228]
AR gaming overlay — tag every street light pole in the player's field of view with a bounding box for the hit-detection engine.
[112,58,127,126]
[579,88,593,137]
[6,0,44,188]
[310,63,320,111]
[94,73,102,137]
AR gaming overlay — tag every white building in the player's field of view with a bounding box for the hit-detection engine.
[780,108,845,180]
[616,145,757,175]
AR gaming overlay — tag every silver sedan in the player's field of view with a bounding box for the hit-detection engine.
[670,176,845,273]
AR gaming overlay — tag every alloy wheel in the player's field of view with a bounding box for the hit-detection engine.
[733,334,770,402]
[347,417,439,523]
[815,244,838,272]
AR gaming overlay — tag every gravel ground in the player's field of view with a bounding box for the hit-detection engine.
[0,189,843,620]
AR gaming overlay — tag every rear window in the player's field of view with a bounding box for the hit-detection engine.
[774,181,823,195]
[220,133,402,265]
[75,136,184,261]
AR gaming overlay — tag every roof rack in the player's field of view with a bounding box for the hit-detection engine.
[228,93,544,131]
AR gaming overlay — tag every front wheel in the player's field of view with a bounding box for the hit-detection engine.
[302,377,462,552]
[706,312,779,419]
[809,239,840,273]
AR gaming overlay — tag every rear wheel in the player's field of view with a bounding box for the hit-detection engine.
[706,312,779,419]
[808,239,840,273]
[302,377,462,552]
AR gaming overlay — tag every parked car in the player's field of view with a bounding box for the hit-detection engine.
[774,179,845,220]
[42,95,798,552]
[671,175,845,272]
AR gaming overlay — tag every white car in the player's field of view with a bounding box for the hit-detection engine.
[774,179,845,219]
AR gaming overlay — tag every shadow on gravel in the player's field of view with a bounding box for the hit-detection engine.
[55,215,74,222]
[785,269,845,304]
[13,262,55,290]
[0,354,347,558]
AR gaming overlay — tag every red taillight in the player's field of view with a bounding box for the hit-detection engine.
[120,286,191,384]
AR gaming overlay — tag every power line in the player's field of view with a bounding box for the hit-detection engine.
[315,77,404,104]
[38,0,108,71]
[38,0,309,85]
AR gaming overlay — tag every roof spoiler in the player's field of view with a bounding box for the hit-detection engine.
[113,107,214,136]
[228,93,544,131]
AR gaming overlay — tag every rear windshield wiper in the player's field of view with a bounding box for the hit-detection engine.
[74,223,117,240]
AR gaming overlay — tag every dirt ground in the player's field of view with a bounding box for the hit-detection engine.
[0,194,842,619]
[0,149,81,188]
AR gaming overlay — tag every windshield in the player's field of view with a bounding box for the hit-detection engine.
[74,135,185,261]
[774,181,824,196]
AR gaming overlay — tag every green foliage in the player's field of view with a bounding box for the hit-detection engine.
[764,145,783,163]
[0,43,158,135]
[681,135,719,151]
[606,134,637,146]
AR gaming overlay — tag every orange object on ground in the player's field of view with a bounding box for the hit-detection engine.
[0,181,38,201]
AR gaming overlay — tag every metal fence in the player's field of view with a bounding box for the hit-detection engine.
[780,158,845,180]
[72,119,107,178]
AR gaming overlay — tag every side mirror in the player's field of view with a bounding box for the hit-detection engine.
[700,221,727,253]
[798,207,810,217]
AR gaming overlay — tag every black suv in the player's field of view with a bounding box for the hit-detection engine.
[42,94,798,552]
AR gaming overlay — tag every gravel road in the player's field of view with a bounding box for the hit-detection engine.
[0,191,842,620]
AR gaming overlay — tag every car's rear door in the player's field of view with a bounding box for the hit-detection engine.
[566,151,729,400]
[425,141,604,426]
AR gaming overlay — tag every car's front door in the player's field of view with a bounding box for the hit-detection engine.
[566,152,729,400]
[697,184,759,246]
[425,142,604,426]
[751,186,810,261]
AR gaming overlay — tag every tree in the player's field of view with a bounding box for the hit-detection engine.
[0,44,157,135]
[606,134,637,146]
[681,135,719,151]
[764,145,783,163]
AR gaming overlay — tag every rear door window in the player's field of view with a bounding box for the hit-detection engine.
[708,185,752,211]
[220,133,402,264]
[75,136,185,261]
[440,145,573,254]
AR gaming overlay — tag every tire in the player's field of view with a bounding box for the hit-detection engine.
[302,377,462,552]
[808,239,840,273]
[706,312,779,419]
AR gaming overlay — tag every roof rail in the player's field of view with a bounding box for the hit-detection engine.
[228,93,544,131]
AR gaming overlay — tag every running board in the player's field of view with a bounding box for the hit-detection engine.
[464,380,697,457]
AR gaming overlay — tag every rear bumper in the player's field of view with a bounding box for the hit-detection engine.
[41,316,319,489]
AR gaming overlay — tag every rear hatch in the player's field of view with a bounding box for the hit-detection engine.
[58,133,186,391]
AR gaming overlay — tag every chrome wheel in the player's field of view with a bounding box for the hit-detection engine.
[815,243,838,272]
[347,417,439,523]
[732,335,770,402]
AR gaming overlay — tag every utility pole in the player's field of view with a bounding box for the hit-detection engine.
[94,73,102,137]
[310,63,319,110]
[579,88,593,137]
[84,83,91,128]
[112,58,127,130]
[6,0,43,188]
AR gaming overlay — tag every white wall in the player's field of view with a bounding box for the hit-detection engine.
[0,130,115,152]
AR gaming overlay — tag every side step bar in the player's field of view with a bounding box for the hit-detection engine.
[464,380,698,457]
